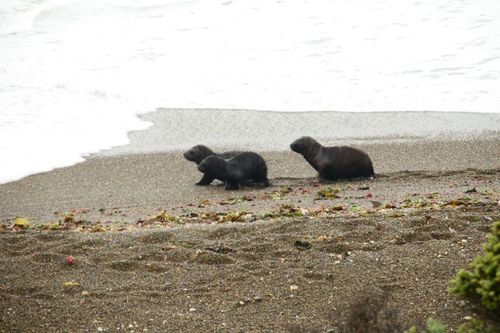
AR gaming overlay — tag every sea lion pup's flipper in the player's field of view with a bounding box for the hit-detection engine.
[252,163,270,187]
[224,179,240,190]
[245,179,271,187]
[196,173,215,186]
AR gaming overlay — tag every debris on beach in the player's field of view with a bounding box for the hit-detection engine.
[200,211,252,223]
[63,213,74,223]
[13,217,30,229]
[147,210,179,223]
[37,223,62,231]
[198,199,210,207]
[315,187,341,200]
[294,240,312,250]
[218,194,257,206]
[5,176,499,234]
[264,204,308,218]
[258,187,294,201]
[444,199,468,207]
[219,198,244,205]
[269,187,293,200]
[66,255,75,265]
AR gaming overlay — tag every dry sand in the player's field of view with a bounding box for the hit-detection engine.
[0,128,499,332]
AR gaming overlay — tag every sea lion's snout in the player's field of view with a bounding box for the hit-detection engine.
[290,142,298,152]
[184,150,196,162]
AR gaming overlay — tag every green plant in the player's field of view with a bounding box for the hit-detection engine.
[405,317,500,333]
[404,318,446,333]
[457,318,498,333]
[450,221,500,312]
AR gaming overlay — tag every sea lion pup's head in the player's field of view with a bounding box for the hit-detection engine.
[197,155,226,175]
[184,145,215,164]
[290,136,320,155]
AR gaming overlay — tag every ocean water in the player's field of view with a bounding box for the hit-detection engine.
[1,0,499,184]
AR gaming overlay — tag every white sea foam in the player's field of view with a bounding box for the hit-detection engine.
[1,0,499,184]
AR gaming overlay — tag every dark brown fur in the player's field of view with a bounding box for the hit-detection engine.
[290,136,374,181]
[198,152,270,190]
[183,145,240,185]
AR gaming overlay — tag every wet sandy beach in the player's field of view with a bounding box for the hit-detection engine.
[0,137,498,224]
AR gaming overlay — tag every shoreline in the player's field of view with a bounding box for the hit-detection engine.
[1,109,498,185]
[98,109,500,155]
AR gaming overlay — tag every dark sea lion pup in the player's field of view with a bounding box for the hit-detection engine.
[290,136,374,181]
[198,152,270,190]
[183,145,240,185]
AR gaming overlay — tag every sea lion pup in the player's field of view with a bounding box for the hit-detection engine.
[290,136,374,181]
[197,152,270,190]
[183,145,240,185]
